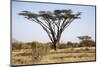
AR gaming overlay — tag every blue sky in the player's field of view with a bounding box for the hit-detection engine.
[12,1,96,43]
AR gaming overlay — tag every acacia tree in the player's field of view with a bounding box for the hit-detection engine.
[78,36,91,41]
[78,35,95,47]
[19,9,81,50]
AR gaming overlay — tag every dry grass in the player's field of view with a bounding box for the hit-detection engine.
[12,47,96,65]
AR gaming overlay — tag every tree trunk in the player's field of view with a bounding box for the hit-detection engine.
[53,32,61,50]
[54,40,60,50]
[56,40,60,49]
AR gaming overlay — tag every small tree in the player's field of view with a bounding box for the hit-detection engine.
[19,9,81,50]
[78,35,91,41]
[78,35,95,47]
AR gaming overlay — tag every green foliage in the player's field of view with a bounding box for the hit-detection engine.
[78,35,91,41]
[79,40,95,47]
[78,35,95,47]
[58,42,79,49]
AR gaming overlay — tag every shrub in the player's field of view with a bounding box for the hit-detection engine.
[30,41,50,62]
[79,40,95,47]
[12,43,22,50]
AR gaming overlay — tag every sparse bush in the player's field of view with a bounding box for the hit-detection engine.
[58,42,79,49]
[85,47,89,51]
[30,41,50,62]
[21,43,31,49]
[79,40,95,47]
[66,41,74,48]
[59,43,67,49]
[12,43,22,50]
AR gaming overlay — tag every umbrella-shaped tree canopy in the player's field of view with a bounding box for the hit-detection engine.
[19,9,81,50]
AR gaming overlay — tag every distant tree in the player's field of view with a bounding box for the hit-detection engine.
[78,35,91,41]
[19,9,81,50]
[78,35,95,47]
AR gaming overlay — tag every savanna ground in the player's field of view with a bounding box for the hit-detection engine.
[12,44,96,66]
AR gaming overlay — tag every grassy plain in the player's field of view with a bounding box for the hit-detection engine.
[12,46,96,65]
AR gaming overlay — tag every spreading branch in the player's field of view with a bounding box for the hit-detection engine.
[19,9,81,50]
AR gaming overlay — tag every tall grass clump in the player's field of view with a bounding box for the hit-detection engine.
[30,41,50,62]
